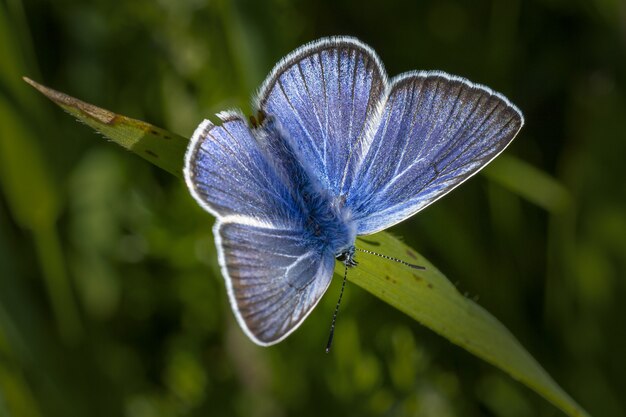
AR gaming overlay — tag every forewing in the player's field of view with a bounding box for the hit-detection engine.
[256,37,388,196]
[216,220,336,345]
[184,111,301,227]
[347,72,524,235]
[185,112,335,345]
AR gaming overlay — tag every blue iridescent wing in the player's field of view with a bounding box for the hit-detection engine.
[184,112,335,345]
[217,221,335,345]
[255,37,387,197]
[347,71,524,235]
[184,111,300,225]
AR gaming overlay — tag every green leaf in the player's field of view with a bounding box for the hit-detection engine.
[25,78,590,417]
[353,234,588,417]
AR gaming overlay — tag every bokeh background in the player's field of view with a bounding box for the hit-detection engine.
[1,0,625,416]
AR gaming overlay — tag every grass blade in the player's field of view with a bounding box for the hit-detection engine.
[23,77,188,179]
[354,233,589,417]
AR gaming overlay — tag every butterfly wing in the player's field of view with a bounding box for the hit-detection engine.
[255,36,388,196]
[216,221,335,345]
[184,111,301,224]
[184,113,335,345]
[347,71,524,235]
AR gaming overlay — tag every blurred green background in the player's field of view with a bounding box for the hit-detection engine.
[1,0,625,416]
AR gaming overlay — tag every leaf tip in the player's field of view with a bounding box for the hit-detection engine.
[22,76,117,125]
[23,75,43,91]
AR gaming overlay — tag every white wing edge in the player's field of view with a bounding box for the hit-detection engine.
[213,219,335,346]
[183,109,280,229]
[357,70,525,236]
[253,36,389,110]
[391,70,525,125]
[185,111,240,219]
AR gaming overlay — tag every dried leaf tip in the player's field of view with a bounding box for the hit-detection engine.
[23,76,116,124]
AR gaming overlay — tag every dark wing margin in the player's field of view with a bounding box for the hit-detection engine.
[347,71,524,235]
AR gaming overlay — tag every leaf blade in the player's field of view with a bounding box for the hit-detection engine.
[354,233,589,417]
[23,77,188,179]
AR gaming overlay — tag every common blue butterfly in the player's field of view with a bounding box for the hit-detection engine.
[184,37,524,346]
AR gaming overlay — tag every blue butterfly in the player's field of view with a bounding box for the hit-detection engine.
[184,37,524,346]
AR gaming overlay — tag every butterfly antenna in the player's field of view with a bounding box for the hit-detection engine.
[326,263,348,353]
[355,248,426,270]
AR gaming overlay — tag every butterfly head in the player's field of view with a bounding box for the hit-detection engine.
[335,246,357,267]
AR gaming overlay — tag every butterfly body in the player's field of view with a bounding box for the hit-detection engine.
[184,37,523,346]
[257,117,358,263]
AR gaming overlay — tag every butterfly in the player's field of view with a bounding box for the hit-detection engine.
[184,36,524,346]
